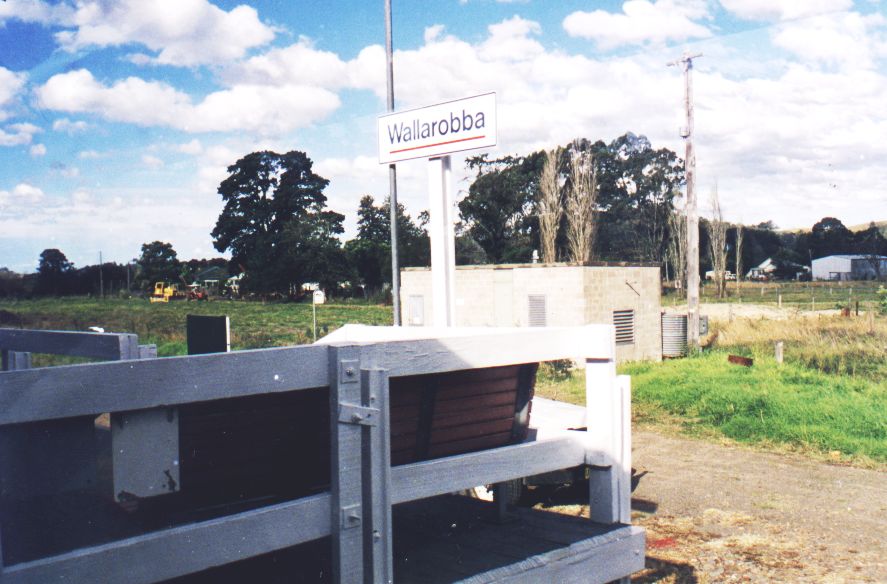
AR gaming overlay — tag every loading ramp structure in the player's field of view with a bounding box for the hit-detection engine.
[0,325,643,583]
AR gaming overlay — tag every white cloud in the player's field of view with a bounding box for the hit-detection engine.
[0,67,27,122]
[0,0,75,26]
[54,0,275,67]
[0,123,40,146]
[142,154,164,170]
[52,117,89,134]
[177,139,203,155]
[78,149,102,159]
[479,16,545,62]
[36,69,340,134]
[772,12,886,69]
[0,183,45,207]
[71,188,92,205]
[719,0,854,21]
[30,143,47,157]
[563,0,712,49]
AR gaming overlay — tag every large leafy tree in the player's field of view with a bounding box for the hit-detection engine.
[211,150,346,294]
[345,195,429,293]
[592,133,684,262]
[458,152,544,263]
[35,248,74,295]
[137,241,180,288]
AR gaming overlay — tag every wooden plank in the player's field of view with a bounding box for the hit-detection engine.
[1,494,331,584]
[0,329,136,361]
[390,437,585,504]
[0,344,329,425]
[347,326,613,378]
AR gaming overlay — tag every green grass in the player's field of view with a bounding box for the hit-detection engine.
[0,297,392,359]
[538,351,887,465]
[663,280,883,309]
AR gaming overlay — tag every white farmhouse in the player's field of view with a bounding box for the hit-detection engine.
[811,254,887,281]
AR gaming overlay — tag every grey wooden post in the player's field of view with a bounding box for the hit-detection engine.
[1,350,31,371]
[363,368,393,584]
[329,345,366,583]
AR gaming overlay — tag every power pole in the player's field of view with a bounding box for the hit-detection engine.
[385,0,401,325]
[99,250,104,300]
[669,52,702,349]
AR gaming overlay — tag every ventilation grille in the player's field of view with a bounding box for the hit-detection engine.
[528,295,547,327]
[613,309,635,345]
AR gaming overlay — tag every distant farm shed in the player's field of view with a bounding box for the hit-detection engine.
[400,263,662,362]
[811,254,887,281]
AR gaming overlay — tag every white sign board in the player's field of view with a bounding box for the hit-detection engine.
[313,290,325,305]
[378,92,497,164]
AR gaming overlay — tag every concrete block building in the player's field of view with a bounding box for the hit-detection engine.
[400,263,662,362]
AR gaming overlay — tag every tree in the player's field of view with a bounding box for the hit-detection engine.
[667,199,687,294]
[458,152,544,263]
[537,147,563,263]
[809,217,852,259]
[706,187,728,298]
[855,222,887,280]
[734,223,744,291]
[137,241,180,289]
[211,150,346,294]
[345,195,429,294]
[565,140,597,263]
[592,133,684,262]
[35,248,74,296]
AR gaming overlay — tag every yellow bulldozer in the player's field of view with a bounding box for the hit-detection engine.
[149,282,186,303]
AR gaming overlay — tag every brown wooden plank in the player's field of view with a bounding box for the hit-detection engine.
[430,418,514,444]
[427,431,514,458]
[431,404,517,430]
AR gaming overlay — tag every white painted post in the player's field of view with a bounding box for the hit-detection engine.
[428,155,456,327]
[775,341,784,364]
[584,327,631,524]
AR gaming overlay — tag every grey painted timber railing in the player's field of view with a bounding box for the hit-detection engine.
[0,325,636,584]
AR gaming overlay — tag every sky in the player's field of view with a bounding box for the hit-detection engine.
[1,0,886,272]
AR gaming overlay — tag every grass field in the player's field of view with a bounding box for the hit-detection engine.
[0,297,392,359]
[663,280,883,310]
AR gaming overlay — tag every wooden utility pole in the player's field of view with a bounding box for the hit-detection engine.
[99,251,104,299]
[669,52,702,349]
[385,0,401,325]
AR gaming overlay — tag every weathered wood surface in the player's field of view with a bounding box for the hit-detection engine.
[1,494,331,584]
[0,344,329,424]
[0,328,138,361]
[392,495,644,584]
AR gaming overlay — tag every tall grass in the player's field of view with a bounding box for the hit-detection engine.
[707,314,887,380]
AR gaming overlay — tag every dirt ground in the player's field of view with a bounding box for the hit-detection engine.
[540,431,886,583]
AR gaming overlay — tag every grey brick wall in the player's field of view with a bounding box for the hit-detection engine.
[400,263,662,362]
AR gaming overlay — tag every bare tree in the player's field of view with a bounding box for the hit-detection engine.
[566,141,597,264]
[734,223,744,294]
[537,147,563,263]
[706,186,728,298]
[667,194,687,296]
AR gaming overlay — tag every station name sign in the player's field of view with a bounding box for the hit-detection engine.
[378,92,497,164]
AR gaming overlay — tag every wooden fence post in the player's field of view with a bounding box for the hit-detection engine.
[775,341,784,364]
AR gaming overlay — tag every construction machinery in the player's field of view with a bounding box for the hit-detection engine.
[149,282,185,303]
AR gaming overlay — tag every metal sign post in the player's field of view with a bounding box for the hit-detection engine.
[428,155,456,326]
[378,92,497,327]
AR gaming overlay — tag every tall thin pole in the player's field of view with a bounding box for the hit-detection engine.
[670,52,702,349]
[385,0,401,325]
[99,250,104,299]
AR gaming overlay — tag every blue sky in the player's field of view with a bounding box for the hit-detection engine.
[1,0,886,272]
